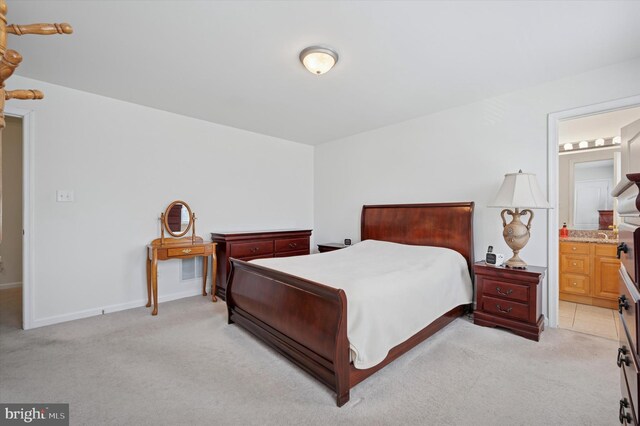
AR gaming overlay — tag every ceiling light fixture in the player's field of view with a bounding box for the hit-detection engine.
[299,46,338,75]
[595,138,605,146]
[578,140,589,149]
[613,136,622,144]
[563,143,573,151]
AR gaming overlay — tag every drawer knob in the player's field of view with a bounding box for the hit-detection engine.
[617,346,630,368]
[495,304,512,314]
[572,282,577,287]
[619,295,630,314]
[572,262,577,266]
[495,287,513,296]
[249,247,260,254]
[572,247,577,251]
[620,398,632,423]
[288,242,298,249]
[182,249,192,254]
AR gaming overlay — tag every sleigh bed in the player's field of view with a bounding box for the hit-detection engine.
[225,202,475,406]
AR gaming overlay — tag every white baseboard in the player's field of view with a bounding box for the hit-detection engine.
[29,287,205,329]
[0,281,22,289]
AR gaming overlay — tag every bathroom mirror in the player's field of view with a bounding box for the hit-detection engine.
[162,201,193,237]
[559,155,617,230]
[572,160,614,230]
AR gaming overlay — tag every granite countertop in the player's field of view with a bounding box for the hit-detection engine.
[559,229,618,244]
[560,236,619,245]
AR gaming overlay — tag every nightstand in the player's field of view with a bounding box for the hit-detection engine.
[473,261,546,341]
[317,243,348,253]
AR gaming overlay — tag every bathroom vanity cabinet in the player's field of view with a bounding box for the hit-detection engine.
[559,240,620,309]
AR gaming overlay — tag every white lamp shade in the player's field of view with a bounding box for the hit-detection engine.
[489,171,551,209]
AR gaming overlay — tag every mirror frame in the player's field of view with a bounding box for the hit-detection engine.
[163,200,193,238]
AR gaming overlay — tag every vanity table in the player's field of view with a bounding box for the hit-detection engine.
[146,201,217,316]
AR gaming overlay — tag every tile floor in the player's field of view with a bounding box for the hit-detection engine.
[558,300,619,340]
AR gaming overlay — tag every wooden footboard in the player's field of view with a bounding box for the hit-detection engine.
[226,258,352,406]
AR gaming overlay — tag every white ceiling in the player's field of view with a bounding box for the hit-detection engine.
[558,106,640,144]
[7,1,640,145]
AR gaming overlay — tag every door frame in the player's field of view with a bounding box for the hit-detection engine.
[547,94,640,327]
[5,105,34,330]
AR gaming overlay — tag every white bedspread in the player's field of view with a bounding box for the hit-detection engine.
[250,239,473,369]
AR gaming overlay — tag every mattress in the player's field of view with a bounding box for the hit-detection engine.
[251,239,473,369]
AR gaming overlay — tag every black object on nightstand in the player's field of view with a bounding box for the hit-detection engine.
[473,261,546,341]
[317,243,348,253]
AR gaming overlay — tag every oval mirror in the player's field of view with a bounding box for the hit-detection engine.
[163,201,193,237]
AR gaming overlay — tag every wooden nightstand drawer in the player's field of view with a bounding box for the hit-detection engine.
[481,279,529,303]
[275,237,310,254]
[560,242,590,255]
[560,254,590,274]
[560,273,590,296]
[230,241,274,258]
[167,246,205,257]
[480,295,529,322]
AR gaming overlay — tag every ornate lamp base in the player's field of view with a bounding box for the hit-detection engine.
[504,252,528,269]
[500,207,534,269]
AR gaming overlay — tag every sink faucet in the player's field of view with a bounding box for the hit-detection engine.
[609,224,619,239]
[597,232,608,240]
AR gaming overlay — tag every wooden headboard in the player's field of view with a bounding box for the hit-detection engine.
[361,202,475,272]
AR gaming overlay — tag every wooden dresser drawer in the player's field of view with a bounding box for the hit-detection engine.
[480,295,529,322]
[560,273,590,296]
[275,237,310,254]
[230,241,274,258]
[275,249,309,258]
[167,246,205,257]
[480,279,529,303]
[620,266,640,354]
[560,242,590,255]
[619,325,639,424]
[621,366,638,425]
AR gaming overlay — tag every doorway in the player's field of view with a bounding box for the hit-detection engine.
[547,97,640,333]
[0,116,23,330]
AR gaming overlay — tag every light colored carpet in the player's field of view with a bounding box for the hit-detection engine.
[0,292,619,425]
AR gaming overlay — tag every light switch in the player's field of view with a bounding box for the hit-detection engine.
[56,190,74,202]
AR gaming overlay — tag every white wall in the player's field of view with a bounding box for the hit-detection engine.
[314,57,640,319]
[7,75,314,328]
[0,117,22,287]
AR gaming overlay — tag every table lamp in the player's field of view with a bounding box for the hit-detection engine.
[489,170,551,269]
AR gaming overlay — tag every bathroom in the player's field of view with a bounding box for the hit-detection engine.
[557,107,640,339]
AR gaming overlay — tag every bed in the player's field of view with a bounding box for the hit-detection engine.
[225,202,475,406]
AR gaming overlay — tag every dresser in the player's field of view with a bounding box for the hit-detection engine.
[614,173,640,425]
[473,261,546,341]
[559,241,620,309]
[614,116,640,425]
[211,229,312,300]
